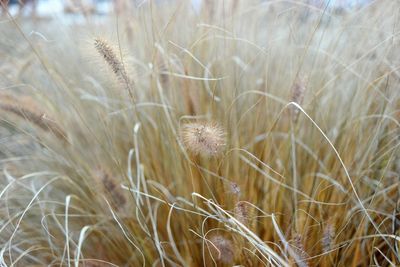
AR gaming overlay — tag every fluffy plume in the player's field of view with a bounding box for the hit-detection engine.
[230,182,241,197]
[0,93,66,140]
[207,235,234,264]
[290,76,307,123]
[93,168,126,210]
[180,122,225,156]
[234,201,250,226]
[292,234,309,267]
[322,224,335,253]
[94,38,134,100]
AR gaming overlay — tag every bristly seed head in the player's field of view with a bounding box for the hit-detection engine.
[234,201,250,225]
[180,122,225,156]
[292,234,309,267]
[94,38,134,100]
[207,235,234,264]
[94,38,124,76]
[230,182,241,196]
[290,76,307,123]
[322,224,335,253]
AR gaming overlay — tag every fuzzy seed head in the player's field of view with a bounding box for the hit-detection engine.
[94,38,124,76]
[94,38,134,100]
[93,168,126,210]
[208,235,234,264]
[234,201,249,225]
[0,93,66,140]
[291,80,306,106]
[181,122,225,156]
[230,182,241,196]
[292,234,309,267]
[322,224,335,253]
[290,76,307,123]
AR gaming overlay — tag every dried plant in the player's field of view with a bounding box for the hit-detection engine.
[0,1,399,266]
[322,223,335,253]
[93,168,127,211]
[292,234,309,267]
[0,93,66,140]
[234,201,250,226]
[290,76,307,123]
[94,37,134,100]
[180,121,225,157]
[207,234,235,265]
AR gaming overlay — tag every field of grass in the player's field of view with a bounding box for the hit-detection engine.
[0,0,399,266]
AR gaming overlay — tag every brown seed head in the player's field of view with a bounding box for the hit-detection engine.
[290,76,307,123]
[93,168,126,210]
[322,224,335,253]
[292,234,309,267]
[207,235,234,264]
[94,38,124,76]
[234,201,250,226]
[230,182,241,196]
[180,122,225,156]
[94,38,134,100]
[0,93,67,140]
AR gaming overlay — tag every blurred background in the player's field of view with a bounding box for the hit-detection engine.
[0,0,373,20]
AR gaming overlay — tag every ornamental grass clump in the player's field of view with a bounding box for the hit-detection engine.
[0,0,399,266]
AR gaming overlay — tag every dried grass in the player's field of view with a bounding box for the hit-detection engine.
[0,0,399,266]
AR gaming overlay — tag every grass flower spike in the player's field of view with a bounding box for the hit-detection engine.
[207,235,234,264]
[180,121,225,156]
[94,37,134,100]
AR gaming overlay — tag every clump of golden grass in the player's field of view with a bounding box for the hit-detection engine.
[0,0,400,266]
